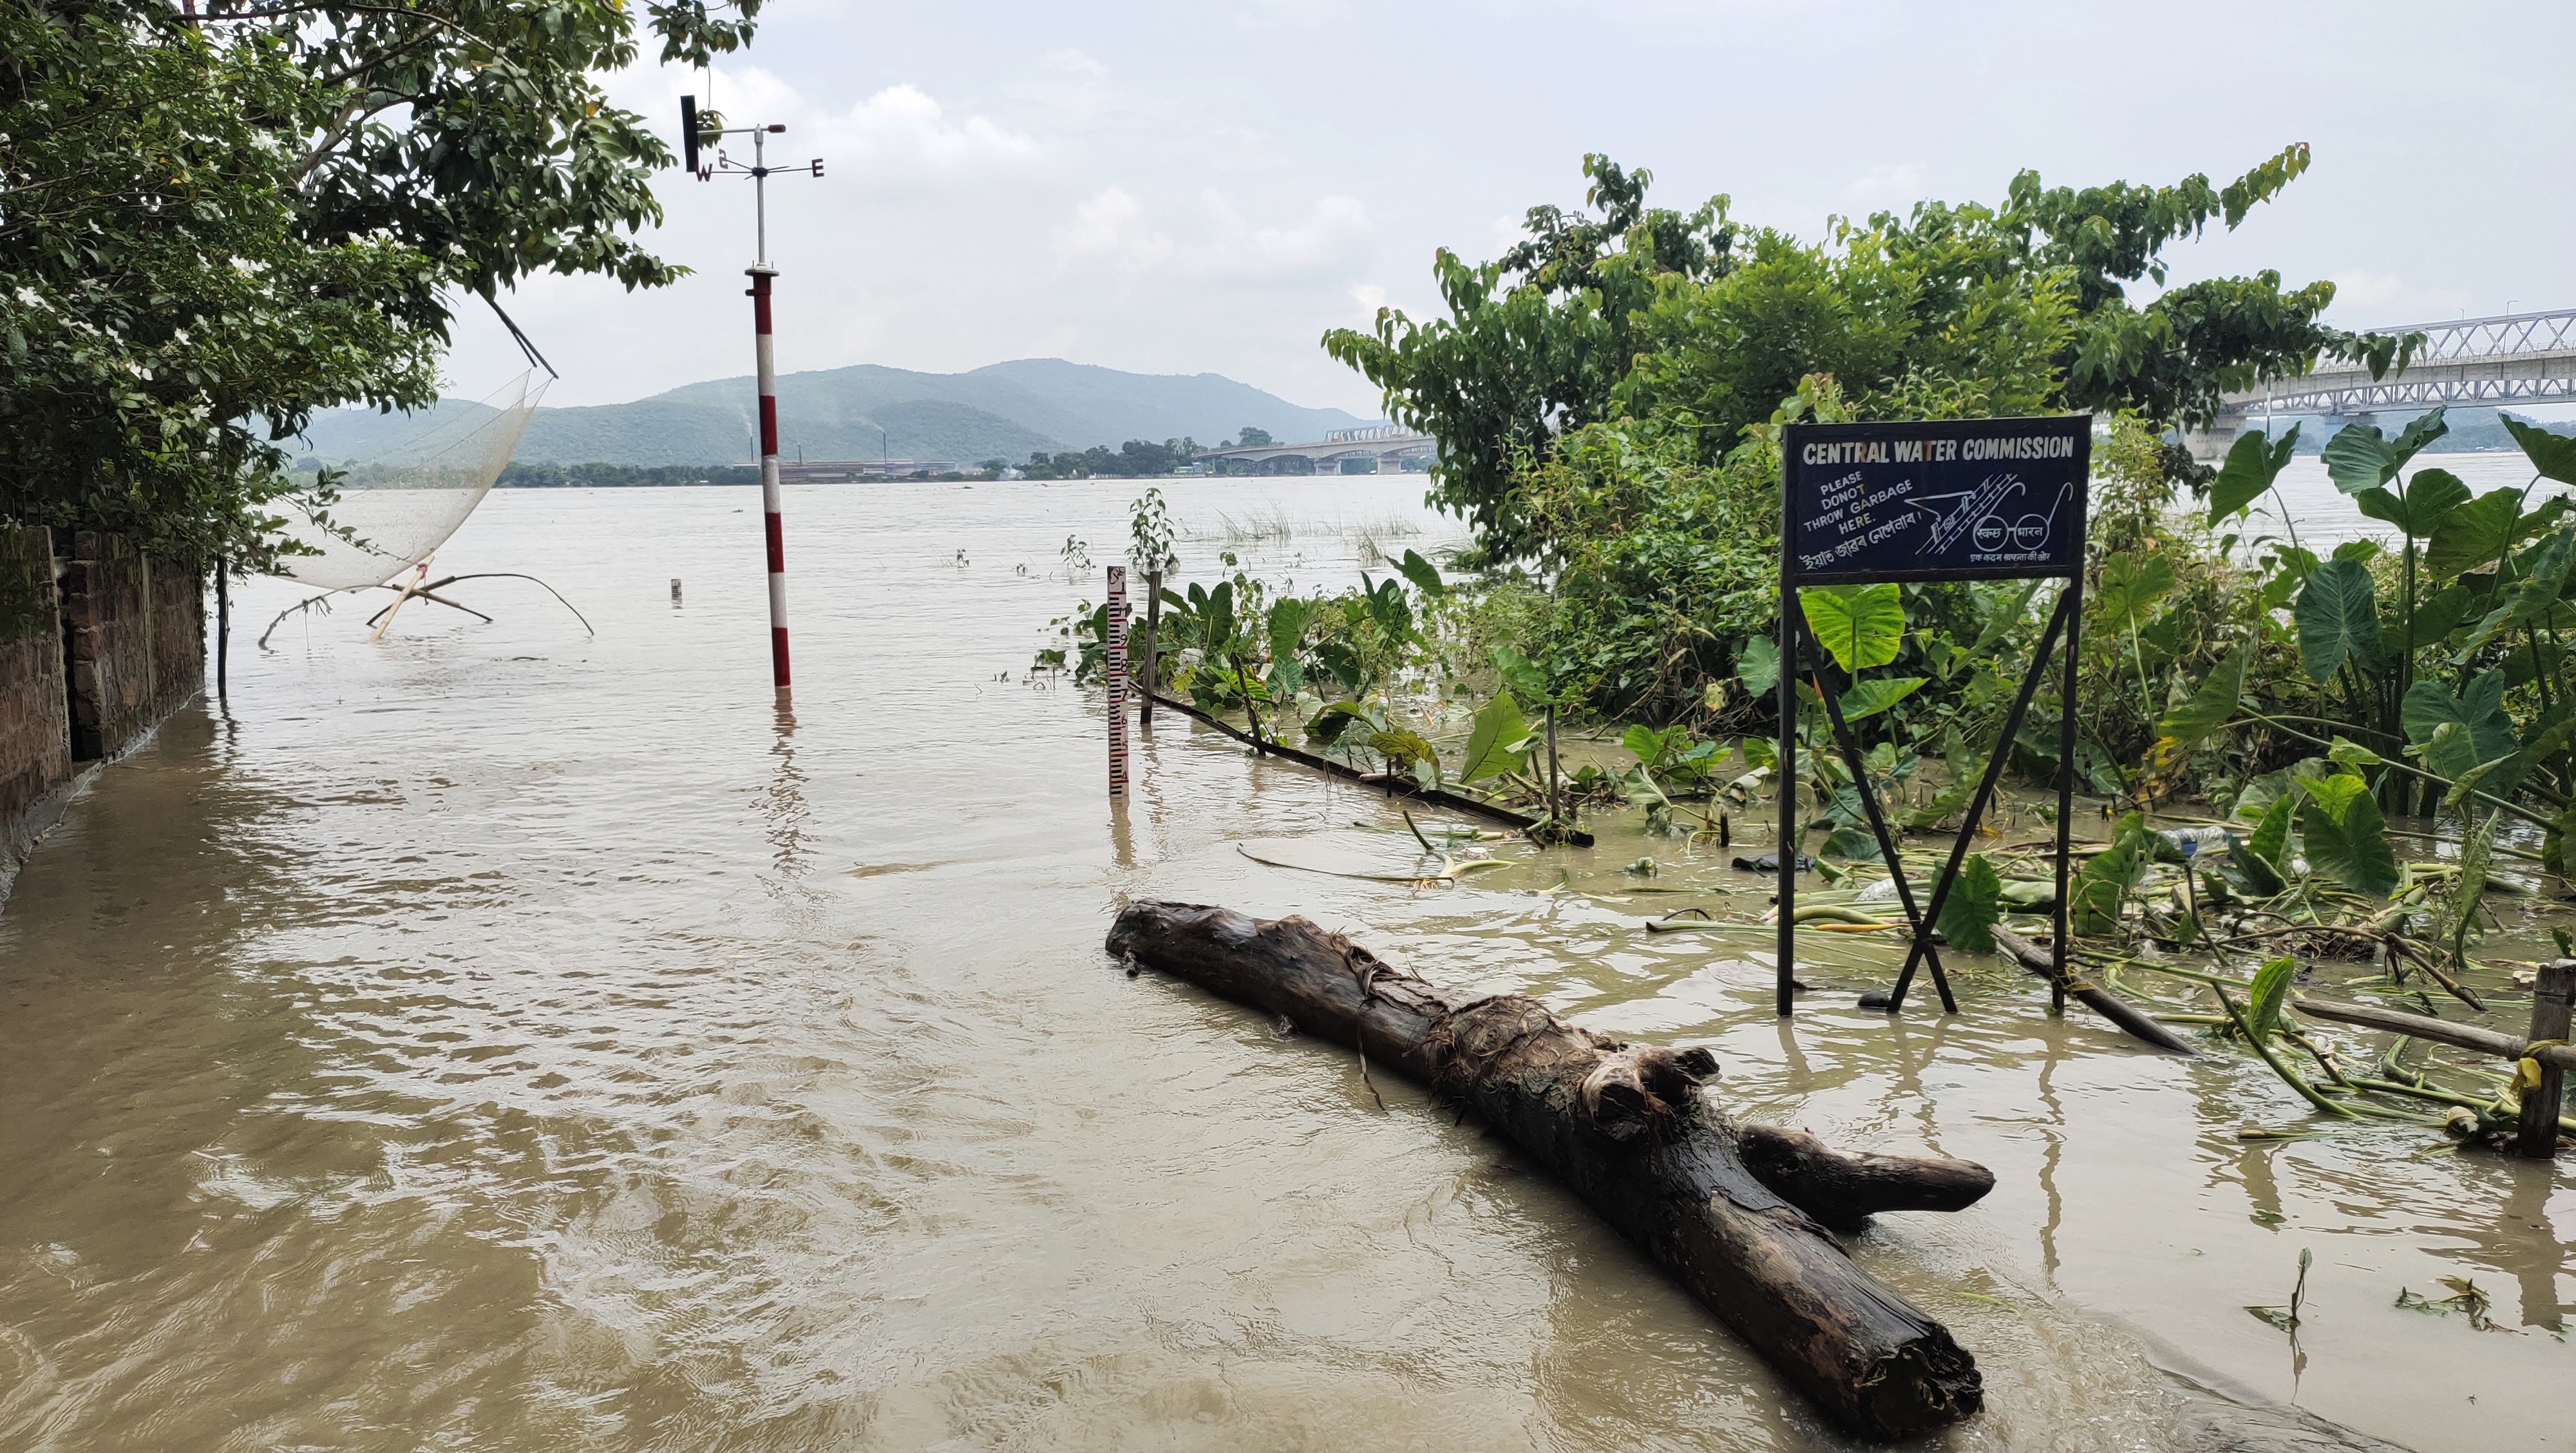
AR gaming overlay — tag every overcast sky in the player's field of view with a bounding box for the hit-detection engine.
[439,0,2576,417]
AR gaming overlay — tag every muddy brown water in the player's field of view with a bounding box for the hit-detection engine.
[1,481,2567,1451]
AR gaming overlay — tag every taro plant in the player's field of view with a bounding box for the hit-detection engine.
[2175,408,2576,874]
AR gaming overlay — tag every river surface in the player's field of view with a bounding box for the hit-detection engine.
[1,479,2569,1452]
[2249,451,2545,547]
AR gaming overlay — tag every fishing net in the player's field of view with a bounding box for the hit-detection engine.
[279,372,545,590]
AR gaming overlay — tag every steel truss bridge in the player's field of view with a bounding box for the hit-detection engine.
[2197,307,2576,456]
[1194,423,1435,475]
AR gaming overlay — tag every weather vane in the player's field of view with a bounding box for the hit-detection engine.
[682,94,823,699]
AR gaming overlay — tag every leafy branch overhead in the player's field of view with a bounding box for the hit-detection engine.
[2,0,762,562]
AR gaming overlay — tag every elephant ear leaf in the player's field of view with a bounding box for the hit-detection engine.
[1735,636,1781,697]
[2247,955,2295,1044]
[2321,422,2397,495]
[2425,489,2522,580]
[2293,558,2380,681]
[1490,643,1551,701]
[2208,426,2297,524]
[2156,644,2248,757]
[1937,853,2002,954]
[1839,676,1927,722]
[2389,406,2450,469]
[1459,692,1528,783]
[2220,795,2293,898]
[2295,774,2400,898]
[2503,415,2576,486]
[1800,584,1904,672]
[1395,548,1446,599]
[2356,468,2470,538]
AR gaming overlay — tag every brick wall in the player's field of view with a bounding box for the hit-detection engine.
[63,531,160,761]
[149,552,205,719]
[0,526,71,865]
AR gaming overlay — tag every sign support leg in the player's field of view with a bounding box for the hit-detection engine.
[1799,611,1954,1012]
[1777,584,1798,1017]
[2052,576,2082,1011]
[1889,590,2073,1011]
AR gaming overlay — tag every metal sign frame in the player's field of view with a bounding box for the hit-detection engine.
[1774,416,2092,1018]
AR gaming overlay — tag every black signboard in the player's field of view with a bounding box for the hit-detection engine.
[1783,415,2090,584]
[1774,413,2093,1025]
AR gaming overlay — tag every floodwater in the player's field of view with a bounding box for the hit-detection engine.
[1,479,2568,1452]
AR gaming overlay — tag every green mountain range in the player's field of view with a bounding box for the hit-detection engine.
[294,358,1369,467]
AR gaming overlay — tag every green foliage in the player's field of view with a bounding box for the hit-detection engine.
[2072,814,2154,936]
[2401,671,2516,767]
[2207,426,2298,524]
[1460,692,1531,782]
[2293,558,2381,681]
[2096,554,2177,626]
[2246,956,2295,1045]
[2,0,761,562]
[2294,774,2400,898]
[2426,491,2524,579]
[1332,147,2413,566]
[2221,796,2293,897]
[1938,853,2003,954]
[2320,410,2449,495]
[1128,487,1179,576]
[1801,584,1905,672]
[2355,468,2469,537]
[1024,439,1202,480]
[1839,676,1927,722]
[2503,415,2576,486]
[1394,549,1447,599]
[2448,810,2497,966]
[2157,644,2248,754]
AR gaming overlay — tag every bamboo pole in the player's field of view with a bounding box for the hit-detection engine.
[2291,998,2576,1072]
[1137,570,1162,726]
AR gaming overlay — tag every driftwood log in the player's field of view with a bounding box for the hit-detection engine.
[1108,900,1991,1439]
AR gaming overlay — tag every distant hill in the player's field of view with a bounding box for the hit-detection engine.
[292,359,1370,468]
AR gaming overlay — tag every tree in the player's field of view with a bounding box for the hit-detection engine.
[1235,426,1274,448]
[1325,154,1730,562]
[1328,147,2414,564]
[0,0,761,564]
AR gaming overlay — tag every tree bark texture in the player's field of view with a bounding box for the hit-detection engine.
[1107,900,1990,1439]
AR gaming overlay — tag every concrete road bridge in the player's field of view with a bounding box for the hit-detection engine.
[1195,423,1435,475]
[2193,307,2575,457]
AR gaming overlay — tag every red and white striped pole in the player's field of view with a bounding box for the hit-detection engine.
[1106,565,1129,799]
[750,265,790,695]
[681,102,819,699]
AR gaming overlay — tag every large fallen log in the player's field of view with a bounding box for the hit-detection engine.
[1108,900,1989,1439]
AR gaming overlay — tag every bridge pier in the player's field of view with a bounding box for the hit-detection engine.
[2186,412,2247,463]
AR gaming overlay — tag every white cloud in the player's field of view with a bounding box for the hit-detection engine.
[1047,47,1107,76]
[1191,191,1369,281]
[1054,188,1175,269]
[806,84,1041,185]
[1350,283,1388,314]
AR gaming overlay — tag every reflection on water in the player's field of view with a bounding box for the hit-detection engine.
[0,480,2568,1452]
